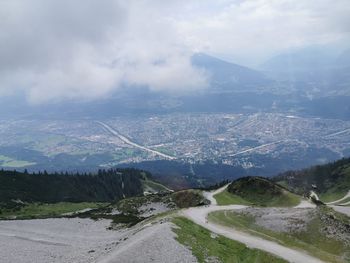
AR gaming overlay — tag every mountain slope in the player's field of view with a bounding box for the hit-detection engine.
[260,47,350,95]
[274,158,350,202]
[261,48,335,73]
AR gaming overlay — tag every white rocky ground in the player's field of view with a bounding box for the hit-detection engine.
[0,218,123,263]
[98,221,197,263]
[0,218,197,263]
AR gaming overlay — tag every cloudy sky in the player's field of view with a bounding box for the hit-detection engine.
[0,0,349,103]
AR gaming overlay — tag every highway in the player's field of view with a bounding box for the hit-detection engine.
[96,121,176,160]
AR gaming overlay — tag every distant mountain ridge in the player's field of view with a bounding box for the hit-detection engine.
[260,47,350,96]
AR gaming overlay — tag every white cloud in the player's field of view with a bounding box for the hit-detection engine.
[0,0,349,103]
[175,0,350,65]
[0,0,208,103]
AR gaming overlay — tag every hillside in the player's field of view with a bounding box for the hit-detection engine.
[224,176,300,207]
[0,168,150,204]
[274,158,350,202]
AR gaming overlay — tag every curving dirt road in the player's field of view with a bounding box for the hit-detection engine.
[326,190,350,205]
[182,186,323,263]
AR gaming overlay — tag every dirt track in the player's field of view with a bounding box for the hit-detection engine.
[182,185,324,263]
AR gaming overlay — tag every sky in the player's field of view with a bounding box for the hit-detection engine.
[0,0,349,103]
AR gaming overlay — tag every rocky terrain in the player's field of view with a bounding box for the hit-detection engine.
[0,217,197,263]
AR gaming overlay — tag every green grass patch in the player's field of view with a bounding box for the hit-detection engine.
[0,202,106,220]
[209,210,349,263]
[214,189,252,206]
[172,217,287,263]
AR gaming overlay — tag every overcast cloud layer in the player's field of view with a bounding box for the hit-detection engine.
[0,0,349,103]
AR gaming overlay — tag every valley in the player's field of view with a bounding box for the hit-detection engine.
[1,112,349,187]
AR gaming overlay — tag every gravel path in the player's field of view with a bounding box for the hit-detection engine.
[326,191,350,205]
[202,184,228,205]
[182,186,324,263]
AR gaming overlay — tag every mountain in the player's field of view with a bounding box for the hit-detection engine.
[330,48,350,94]
[261,47,335,73]
[192,53,272,92]
[260,47,350,96]
[260,47,334,91]
[274,157,350,202]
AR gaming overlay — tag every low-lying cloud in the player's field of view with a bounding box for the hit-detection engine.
[0,0,349,103]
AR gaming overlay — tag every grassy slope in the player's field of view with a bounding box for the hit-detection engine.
[209,210,349,263]
[221,177,301,207]
[214,189,252,205]
[172,217,287,263]
[0,202,106,220]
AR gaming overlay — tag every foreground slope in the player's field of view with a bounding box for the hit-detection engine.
[0,184,289,263]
